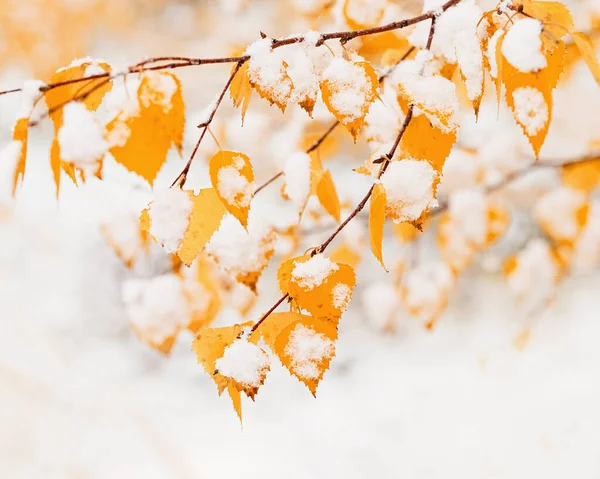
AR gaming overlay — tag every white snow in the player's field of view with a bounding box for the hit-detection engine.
[148,188,193,253]
[291,254,338,291]
[380,159,438,223]
[512,86,549,136]
[246,38,293,108]
[280,43,319,111]
[454,30,484,101]
[331,283,351,310]
[282,152,311,210]
[284,323,334,379]
[58,102,108,175]
[361,281,400,332]
[322,58,372,122]
[215,339,270,387]
[217,165,253,208]
[502,19,547,73]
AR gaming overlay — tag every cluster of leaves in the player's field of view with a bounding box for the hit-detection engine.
[2,0,600,422]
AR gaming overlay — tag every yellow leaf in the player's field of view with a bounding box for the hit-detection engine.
[230,61,252,123]
[141,188,227,267]
[209,150,254,228]
[253,311,305,348]
[571,32,600,86]
[106,71,185,185]
[321,60,379,140]
[561,157,600,192]
[277,254,356,324]
[400,112,457,174]
[502,41,565,157]
[369,183,387,270]
[273,315,337,396]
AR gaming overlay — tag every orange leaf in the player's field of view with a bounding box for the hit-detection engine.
[561,157,600,192]
[274,314,337,396]
[400,112,457,174]
[520,0,573,42]
[209,150,254,228]
[316,169,341,223]
[369,182,387,270]
[185,255,222,333]
[571,32,600,86]
[321,59,379,140]
[106,71,185,185]
[501,41,565,157]
[277,254,356,324]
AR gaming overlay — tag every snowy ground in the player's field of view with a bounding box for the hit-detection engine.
[1,172,599,478]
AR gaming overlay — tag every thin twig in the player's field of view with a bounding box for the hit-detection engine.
[171,61,245,188]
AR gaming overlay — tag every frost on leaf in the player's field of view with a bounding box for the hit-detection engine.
[209,150,254,228]
[140,188,227,266]
[278,254,356,324]
[321,58,379,140]
[106,71,185,185]
[246,38,294,112]
[192,321,255,423]
[205,213,276,292]
[380,159,438,224]
[45,59,112,194]
[369,182,387,270]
